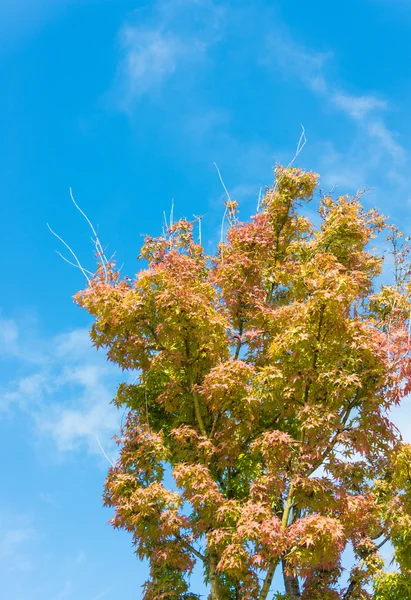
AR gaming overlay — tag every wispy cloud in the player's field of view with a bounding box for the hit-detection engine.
[54,581,72,600]
[116,28,187,106]
[0,316,19,356]
[266,33,331,94]
[264,32,406,187]
[0,317,122,458]
[90,588,113,600]
[0,511,37,573]
[111,0,224,111]
[331,92,387,121]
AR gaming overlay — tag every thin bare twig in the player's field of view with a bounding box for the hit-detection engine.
[220,203,228,247]
[193,214,203,246]
[95,435,115,467]
[256,186,262,213]
[287,124,307,168]
[213,162,231,203]
[213,162,231,251]
[163,210,168,231]
[55,252,94,276]
[47,223,91,283]
[170,198,174,228]
[70,188,108,282]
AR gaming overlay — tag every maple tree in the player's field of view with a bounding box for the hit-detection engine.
[74,166,411,599]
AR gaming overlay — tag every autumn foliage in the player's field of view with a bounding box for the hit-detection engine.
[75,167,411,599]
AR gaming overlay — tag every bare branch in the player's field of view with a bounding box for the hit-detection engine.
[376,536,389,550]
[220,203,228,247]
[176,535,206,562]
[193,214,203,246]
[55,252,94,276]
[170,198,174,228]
[47,223,91,283]
[213,162,231,203]
[163,210,168,232]
[213,161,232,251]
[287,124,307,168]
[70,188,108,282]
[257,186,263,213]
[95,435,115,467]
[183,541,206,562]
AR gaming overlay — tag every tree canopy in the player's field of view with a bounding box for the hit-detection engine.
[74,166,411,600]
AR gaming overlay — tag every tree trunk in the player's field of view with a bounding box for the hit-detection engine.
[259,559,279,600]
[209,553,222,600]
[282,560,301,600]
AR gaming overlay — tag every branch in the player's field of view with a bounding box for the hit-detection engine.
[259,559,280,600]
[260,482,296,600]
[95,435,115,467]
[287,124,307,169]
[47,223,91,283]
[214,162,231,251]
[376,536,389,550]
[214,162,231,203]
[70,188,108,282]
[193,391,207,438]
[193,214,203,246]
[342,536,387,600]
[256,186,263,213]
[55,252,94,276]
[178,537,206,562]
[234,319,244,360]
[306,401,356,477]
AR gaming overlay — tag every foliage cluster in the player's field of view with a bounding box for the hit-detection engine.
[75,167,411,599]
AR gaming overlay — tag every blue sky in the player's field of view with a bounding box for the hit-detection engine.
[1,0,411,598]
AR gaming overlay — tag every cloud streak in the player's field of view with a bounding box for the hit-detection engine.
[112,0,224,111]
[264,31,406,189]
[0,510,37,573]
[0,317,123,457]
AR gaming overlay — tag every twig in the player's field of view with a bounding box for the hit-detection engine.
[47,223,91,283]
[376,536,389,550]
[220,203,228,246]
[176,535,206,562]
[287,124,307,168]
[170,198,174,228]
[95,435,115,467]
[193,215,203,246]
[214,162,231,241]
[256,187,262,213]
[213,162,232,260]
[55,252,94,276]
[70,188,108,282]
[213,162,231,203]
[145,388,150,426]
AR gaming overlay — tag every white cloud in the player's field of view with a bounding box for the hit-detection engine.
[0,317,18,351]
[118,28,185,104]
[331,92,388,121]
[90,589,112,600]
[264,32,406,187]
[0,315,49,365]
[366,119,405,161]
[54,580,72,600]
[265,34,330,94]
[111,0,224,111]
[0,511,37,573]
[0,317,122,458]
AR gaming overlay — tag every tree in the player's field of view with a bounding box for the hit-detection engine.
[74,166,411,599]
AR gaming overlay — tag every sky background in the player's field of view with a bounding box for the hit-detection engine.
[1,0,411,598]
